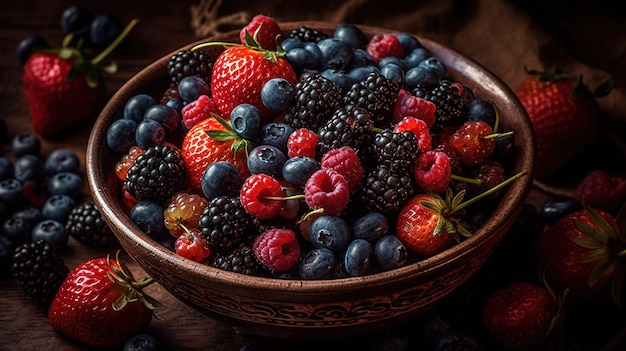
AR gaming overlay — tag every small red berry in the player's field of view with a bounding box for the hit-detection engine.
[253,228,301,272]
[240,174,285,219]
[366,33,404,64]
[304,168,350,215]
[412,150,451,193]
[175,227,212,262]
[394,116,432,152]
[320,146,364,191]
[449,120,495,167]
[181,94,220,129]
[392,89,436,127]
[287,128,318,158]
[470,160,505,199]
[576,170,626,212]
[239,14,282,51]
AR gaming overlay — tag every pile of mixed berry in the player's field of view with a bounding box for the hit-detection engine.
[105,14,525,280]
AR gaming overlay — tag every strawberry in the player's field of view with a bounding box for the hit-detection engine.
[194,33,297,123]
[181,116,250,194]
[534,204,626,306]
[22,19,138,138]
[482,282,560,351]
[396,171,527,257]
[576,169,626,213]
[515,67,612,178]
[48,253,160,349]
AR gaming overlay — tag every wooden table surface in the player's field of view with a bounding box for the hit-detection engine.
[1,1,625,350]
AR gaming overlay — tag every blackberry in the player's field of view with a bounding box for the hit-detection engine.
[167,49,213,86]
[288,26,329,43]
[12,240,69,306]
[317,104,375,156]
[125,145,187,204]
[66,201,115,247]
[357,163,415,216]
[284,74,343,131]
[373,129,419,172]
[413,80,465,131]
[209,241,269,277]
[343,72,399,124]
[198,196,253,253]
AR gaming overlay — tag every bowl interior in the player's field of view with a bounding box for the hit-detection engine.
[87,21,535,297]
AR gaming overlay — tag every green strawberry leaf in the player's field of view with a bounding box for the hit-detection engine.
[582,248,609,263]
[571,237,605,250]
[206,130,240,141]
[593,78,613,98]
[588,257,613,288]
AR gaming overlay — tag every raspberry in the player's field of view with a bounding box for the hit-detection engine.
[253,228,301,272]
[320,146,364,191]
[366,33,404,64]
[240,174,285,219]
[114,145,144,181]
[181,94,220,129]
[469,160,505,199]
[304,168,350,216]
[576,170,626,212]
[413,150,451,193]
[174,227,212,263]
[392,89,436,127]
[240,14,282,51]
[449,121,495,167]
[393,116,432,152]
[287,128,318,158]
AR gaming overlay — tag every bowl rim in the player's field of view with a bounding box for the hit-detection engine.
[87,20,535,295]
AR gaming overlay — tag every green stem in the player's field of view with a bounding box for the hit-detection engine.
[192,41,242,52]
[263,194,305,201]
[484,131,514,140]
[451,174,483,185]
[91,18,139,65]
[453,170,528,213]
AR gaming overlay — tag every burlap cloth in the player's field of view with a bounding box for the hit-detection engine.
[190,0,626,197]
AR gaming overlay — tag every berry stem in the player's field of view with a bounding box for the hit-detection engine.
[263,194,305,201]
[483,131,513,140]
[453,170,528,213]
[450,174,483,185]
[91,18,139,66]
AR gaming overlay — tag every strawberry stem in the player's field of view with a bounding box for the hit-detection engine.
[453,170,528,213]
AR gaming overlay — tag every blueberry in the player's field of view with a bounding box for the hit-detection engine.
[178,76,210,103]
[89,14,122,47]
[0,179,23,207]
[466,99,497,126]
[280,37,304,52]
[418,57,448,80]
[11,133,40,157]
[12,207,43,226]
[541,200,582,225]
[123,333,162,351]
[380,63,404,87]
[395,33,422,55]
[298,248,337,280]
[1,217,31,245]
[285,46,321,73]
[0,235,12,278]
[60,5,93,38]
[47,171,83,199]
[403,47,431,69]
[41,194,76,222]
[261,78,296,112]
[378,56,408,71]
[320,69,353,94]
[0,157,14,181]
[123,94,157,124]
[247,145,287,177]
[45,149,80,175]
[143,104,181,133]
[344,238,372,277]
[106,118,137,154]
[352,48,375,67]
[461,84,476,106]
[309,215,350,255]
[347,65,379,83]
[165,97,184,115]
[351,212,389,242]
[333,23,367,49]
[260,122,294,153]
[230,104,263,140]
[317,38,354,71]
[201,161,243,200]
[403,66,440,91]
[281,156,321,187]
[14,154,44,183]
[373,235,407,271]
[31,219,68,247]
[493,132,515,161]
[130,201,168,240]
[16,35,48,64]
[135,119,166,149]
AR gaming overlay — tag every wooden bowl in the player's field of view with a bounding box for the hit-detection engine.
[86,21,535,340]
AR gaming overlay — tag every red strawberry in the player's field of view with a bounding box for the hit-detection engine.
[22,19,138,138]
[201,40,297,123]
[239,14,283,51]
[482,282,559,351]
[576,169,626,213]
[515,67,612,178]
[48,254,160,349]
[181,116,250,194]
[534,205,625,306]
